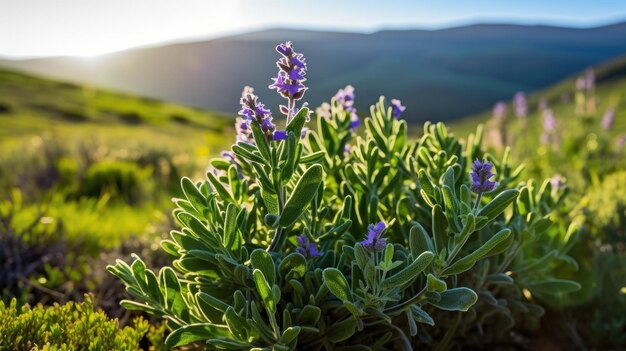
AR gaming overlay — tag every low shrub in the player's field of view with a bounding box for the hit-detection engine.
[0,294,167,351]
[80,160,152,204]
[109,42,580,350]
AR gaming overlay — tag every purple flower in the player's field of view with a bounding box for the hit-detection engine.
[360,221,387,253]
[269,41,308,104]
[601,107,615,130]
[576,69,595,92]
[391,99,406,119]
[273,130,288,140]
[492,101,507,120]
[513,92,527,118]
[470,160,497,194]
[334,85,359,130]
[238,86,283,141]
[542,109,556,145]
[296,234,322,258]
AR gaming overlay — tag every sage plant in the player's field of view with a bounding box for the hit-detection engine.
[109,41,580,350]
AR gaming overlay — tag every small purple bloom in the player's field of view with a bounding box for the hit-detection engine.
[235,117,253,143]
[316,102,331,120]
[601,107,615,130]
[542,109,556,145]
[391,99,406,119]
[492,101,507,120]
[273,130,288,141]
[470,160,497,194]
[360,221,387,253]
[296,234,322,258]
[513,92,527,118]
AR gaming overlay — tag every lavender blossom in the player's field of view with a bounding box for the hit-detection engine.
[601,107,615,130]
[391,99,406,119]
[334,85,360,130]
[360,221,387,253]
[470,160,497,194]
[492,101,507,120]
[296,234,322,258]
[543,109,556,132]
[238,86,286,142]
[513,92,527,118]
[269,41,308,119]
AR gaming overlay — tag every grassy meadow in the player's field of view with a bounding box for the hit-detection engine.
[1,52,625,349]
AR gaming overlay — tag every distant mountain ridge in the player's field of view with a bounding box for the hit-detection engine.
[2,22,626,123]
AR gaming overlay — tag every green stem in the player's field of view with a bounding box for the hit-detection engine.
[383,286,427,314]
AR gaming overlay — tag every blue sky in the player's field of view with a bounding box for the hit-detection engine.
[1,0,625,58]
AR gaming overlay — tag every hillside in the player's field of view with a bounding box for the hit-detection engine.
[2,23,626,123]
[450,55,626,139]
[0,68,231,155]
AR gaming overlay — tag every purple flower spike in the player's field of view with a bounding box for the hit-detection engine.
[513,92,527,118]
[334,85,359,130]
[492,101,506,120]
[470,160,497,194]
[360,221,387,253]
[391,99,406,119]
[601,107,615,130]
[238,86,276,141]
[296,234,322,258]
[269,41,308,104]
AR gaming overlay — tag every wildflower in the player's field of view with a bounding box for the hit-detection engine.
[492,101,507,119]
[601,107,615,130]
[541,109,556,145]
[513,92,527,118]
[238,86,286,141]
[391,99,406,119]
[470,160,497,194]
[550,175,565,192]
[269,41,308,118]
[334,85,359,130]
[360,221,387,252]
[296,234,322,258]
[316,102,331,120]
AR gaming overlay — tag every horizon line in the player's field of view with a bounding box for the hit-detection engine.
[2,16,625,61]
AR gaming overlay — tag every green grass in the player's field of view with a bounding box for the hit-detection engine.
[0,68,235,255]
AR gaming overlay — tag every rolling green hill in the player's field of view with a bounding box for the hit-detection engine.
[0,68,231,156]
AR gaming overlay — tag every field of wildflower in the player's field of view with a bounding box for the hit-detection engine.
[1,39,625,351]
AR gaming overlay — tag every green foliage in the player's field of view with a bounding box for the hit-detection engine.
[0,294,166,351]
[80,160,152,203]
[110,91,579,349]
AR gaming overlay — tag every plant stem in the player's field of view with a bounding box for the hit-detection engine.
[383,286,427,314]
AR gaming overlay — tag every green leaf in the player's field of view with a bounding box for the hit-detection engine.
[223,203,238,250]
[279,164,324,227]
[232,143,266,164]
[251,120,271,162]
[441,229,511,276]
[286,107,309,137]
[280,326,301,344]
[476,189,519,229]
[380,251,434,290]
[261,189,279,215]
[410,305,435,326]
[528,279,581,294]
[224,307,248,341]
[426,273,447,292]
[165,323,227,347]
[428,287,478,312]
[207,171,235,204]
[181,177,206,212]
[326,317,357,343]
[354,243,369,271]
[323,268,352,302]
[278,252,306,280]
[159,267,186,316]
[300,150,325,164]
[251,249,276,285]
[252,269,275,313]
[409,223,434,258]
[418,169,436,200]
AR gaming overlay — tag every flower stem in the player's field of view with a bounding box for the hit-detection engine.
[383,286,427,314]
